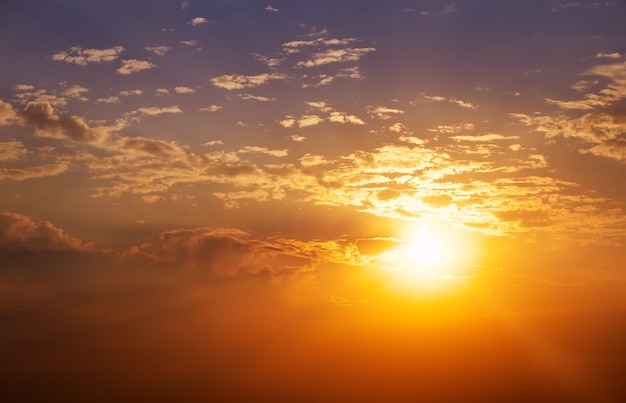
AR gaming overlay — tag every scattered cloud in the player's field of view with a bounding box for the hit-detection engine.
[119,89,143,96]
[238,93,274,102]
[451,133,520,142]
[174,86,196,94]
[51,46,125,66]
[290,135,306,142]
[296,47,377,68]
[211,73,286,90]
[265,5,279,13]
[198,105,222,112]
[190,17,208,26]
[0,212,85,250]
[19,102,106,144]
[420,93,477,109]
[117,59,156,75]
[239,146,288,157]
[145,45,171,56]
[136,106,182,116]
[96,96,120,104]
[367,106,404,120]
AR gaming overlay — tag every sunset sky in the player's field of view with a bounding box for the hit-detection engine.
[2,0,626,401]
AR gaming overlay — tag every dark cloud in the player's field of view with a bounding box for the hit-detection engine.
[0,212,85,251]
[20,102,106,144]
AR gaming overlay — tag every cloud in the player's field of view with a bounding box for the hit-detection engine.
[518,60,626,163]
[119,89,143,96]
[136,106,182,116]
[96,96,120,104]
[281,37,357,55]
[279,117,296,128]
[190,17,208,26]
[211,73,286,90]
[428,123,475,134]
[198,105,222,112]
[0,101,16,125]
[19,102,106,144]
[117,59,156,75]
[51,46,125,66]
[0,212,84,250]
[0,162,70,181]
[181,40,199,47]
[13,84,35,91]
[238,93,274,102]
[296,47,377,68]
[0,140,27,161]
[265,5,279,13]
[290,135,306,142]
[420,93,477,109]
[61,85,88,101]
[298,115,323,128]
[117,137,183,158]
[180,0,189,10]
[597,52,622,59]
[239,146,288,157]
[451,134,520,142]
[328,111,365,125]
[174,86,196,94]
[580,138,626,162]
[145,45,171,56]
[367,106,405,120]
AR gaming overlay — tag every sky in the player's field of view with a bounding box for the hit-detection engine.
[1,0,626,401]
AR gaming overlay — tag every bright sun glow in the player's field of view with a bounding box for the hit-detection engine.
[372,221,479,296]
[408,226,443,268]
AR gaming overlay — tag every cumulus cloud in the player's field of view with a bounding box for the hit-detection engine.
[210,73,286,90]
[19,102,106,144]
[0,101,16,125]
[0,212,84,250]
[51,46,125,66]
[117,59,156,75]
[265,5,279,13]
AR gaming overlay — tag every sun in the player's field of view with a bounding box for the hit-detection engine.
[407,226,443,268]
[371,221,478,295]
